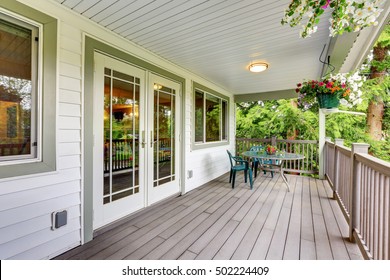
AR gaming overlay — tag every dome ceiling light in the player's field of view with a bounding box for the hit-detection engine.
[249,62,269,73]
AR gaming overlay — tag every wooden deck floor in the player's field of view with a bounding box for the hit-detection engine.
[55,173,363,260]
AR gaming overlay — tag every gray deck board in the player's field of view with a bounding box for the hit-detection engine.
[311,178,334,259]
[160,197,239,260]
[215,177,278,259]
[144,212,210,259]
[55,173,363,260]
[231,177,276,259]
[197,220,239,260]
[178,250,197,260]
[283,176,302,260]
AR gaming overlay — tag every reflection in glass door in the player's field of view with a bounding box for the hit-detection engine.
[103,68,140,204]
[93,53,145,229]
[148,74,180,204]
[153,84,175,187]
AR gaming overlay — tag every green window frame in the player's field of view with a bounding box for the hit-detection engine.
[193,82,229,149]
[0,1,57,179]
[0,12,39,163]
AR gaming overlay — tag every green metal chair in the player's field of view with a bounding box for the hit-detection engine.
[249,145,274,178]
[227,150,253,189]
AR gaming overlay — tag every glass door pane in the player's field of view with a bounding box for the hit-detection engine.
[103,68,140,204]
[153,84,175,187]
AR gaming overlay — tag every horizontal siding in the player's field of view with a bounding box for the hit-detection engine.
[0,16,83,259]
[58,116,81,130]
[0,180,80,212]
[59,76,81,92]
[0,205,80,245]
[0,168,81,194]
[0,192,80,229]
[59,62,82,80]
[59,155,81,170]
[58,142,81,157]
[60,48,82,66]
[60,35,82,55]
[59,103,81,117]
[59,89,81,105]
[58,129,81,143]
[10,230,81,260]
[1,217,80,259]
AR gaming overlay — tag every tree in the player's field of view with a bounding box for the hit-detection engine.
[366,24,389,140]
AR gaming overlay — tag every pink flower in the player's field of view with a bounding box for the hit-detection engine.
[322,0,330,10]
[326,82,333,88]
[319,82,325,86]
[341,83,346,88]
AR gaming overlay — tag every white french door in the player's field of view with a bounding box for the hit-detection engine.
[93,53,146,229]
[93,53,181,229]
[147,74,181,205]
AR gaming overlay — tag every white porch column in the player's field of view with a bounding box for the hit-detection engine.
[319,109,326,179]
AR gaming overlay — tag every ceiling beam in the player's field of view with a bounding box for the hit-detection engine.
[234,88,296,103]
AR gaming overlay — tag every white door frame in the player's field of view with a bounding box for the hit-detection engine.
[92,52,182,229]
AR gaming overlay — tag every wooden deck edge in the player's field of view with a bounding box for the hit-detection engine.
[353,230,373,260]
[325,174,350,224]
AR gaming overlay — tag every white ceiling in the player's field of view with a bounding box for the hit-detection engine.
[55,0,335,96]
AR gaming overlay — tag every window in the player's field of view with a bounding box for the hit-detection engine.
[0,14,38,162]
[194,85,228,145]
[0,2,57,179]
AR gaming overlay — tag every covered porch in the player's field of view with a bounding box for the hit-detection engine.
[55,172,362,260]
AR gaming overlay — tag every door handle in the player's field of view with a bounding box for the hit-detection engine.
[141,131,146,148]
[150,131,156,148]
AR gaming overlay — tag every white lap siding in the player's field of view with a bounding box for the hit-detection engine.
[0,20,83,259]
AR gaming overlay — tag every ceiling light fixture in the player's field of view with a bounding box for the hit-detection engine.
[249,62,269,73]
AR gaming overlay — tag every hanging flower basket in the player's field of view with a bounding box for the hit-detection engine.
[296,72,364,111]
[317,93,339,109]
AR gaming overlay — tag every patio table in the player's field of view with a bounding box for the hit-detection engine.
[242,150,305,191]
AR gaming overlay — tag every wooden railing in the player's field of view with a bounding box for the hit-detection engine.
[104,139,135,172]
[325,139,390,260]
[104,138,171,172]
[236,137,319,174]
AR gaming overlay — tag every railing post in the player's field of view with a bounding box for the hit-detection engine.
[349,143,370,242]
[271,136,277,147]
[333,139,344,200]
[324,137,331,179]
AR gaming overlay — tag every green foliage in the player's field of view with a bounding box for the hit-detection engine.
[205,103,221,141]
[383,102,390,138]
[366,139,390,162]
[236,99,389,162]
[325,113,366,141]
[236,100,317,140]
[375,24,390,49]
[361,75,390,102]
